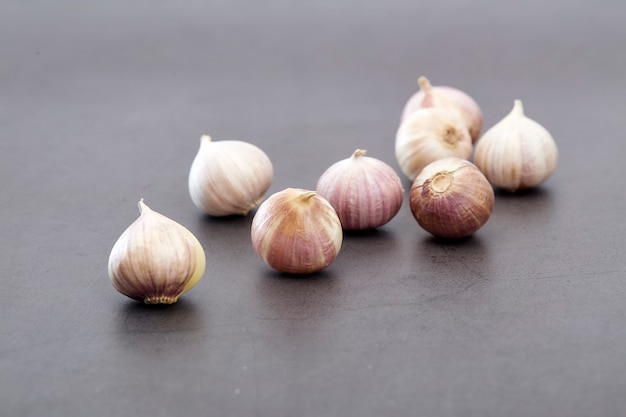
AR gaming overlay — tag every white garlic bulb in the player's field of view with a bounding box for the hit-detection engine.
[188,135,273,216]
[316,149,404,230]
[474,100,558,191]
[395,107,473,181]
[401,76,483,142]
[108,199,206,304]
[251,188,343,274]
[410,158,494,239]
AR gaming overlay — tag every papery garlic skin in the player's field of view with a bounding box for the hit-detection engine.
[251,188,342,274]
[188,135,273,216]
[108,200,206,304]
[410,158,494,239]
[395,107,473,181]
[474,100,558,191]
[401,76,483,143]
[316,149,404,230]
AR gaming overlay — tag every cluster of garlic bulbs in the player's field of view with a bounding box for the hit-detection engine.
[108,134,277,303]
[397,76,558,190]
[107,76,559,303]
[396,75,559,238]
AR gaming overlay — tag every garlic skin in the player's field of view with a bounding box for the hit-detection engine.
[474,100,558,191]
[410,158,494,239]
[251,188,342,274]
[108,200,206,304]
[188,135,273,216]
[401,76,483,143]
[316,149,404,230]
[395,107,473,181]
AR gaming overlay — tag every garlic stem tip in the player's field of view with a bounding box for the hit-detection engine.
[200,134,212,143]
[300,191,317,200]
[418,76,433,92]
[138,198,148,213]
[352,149,367,158]
[512,99,524,115]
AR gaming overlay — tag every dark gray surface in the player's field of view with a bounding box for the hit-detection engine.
[1,1,625,416]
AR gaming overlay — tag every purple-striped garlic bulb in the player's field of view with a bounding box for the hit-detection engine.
[410,158,494,239]
[251,188,342,274]
[474,100,558,192]
[316,149,404,230]
[401,76,483,143]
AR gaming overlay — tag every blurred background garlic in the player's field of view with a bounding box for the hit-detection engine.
[316,149,403,230]
[473,100,558,191]
[400,76,483,143]
[188,135,273,216]
[395,107,473,181]
[108,199,206,304]
[251,188,342,274]
[410,158,494,239]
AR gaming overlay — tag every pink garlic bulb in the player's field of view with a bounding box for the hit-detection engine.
[251,188,342,274]
[400,76,483,143]
[316,149,404,230]
[410,158,494,239]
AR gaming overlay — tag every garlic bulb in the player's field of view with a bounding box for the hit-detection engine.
[474,100,558,191]
[395,107,473,181]
[108,200,206,304]
[316,149,404,230]
[400,76,483,142]
[251,188,342,274]
[410,158,494,239]
[188,135,273,216]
